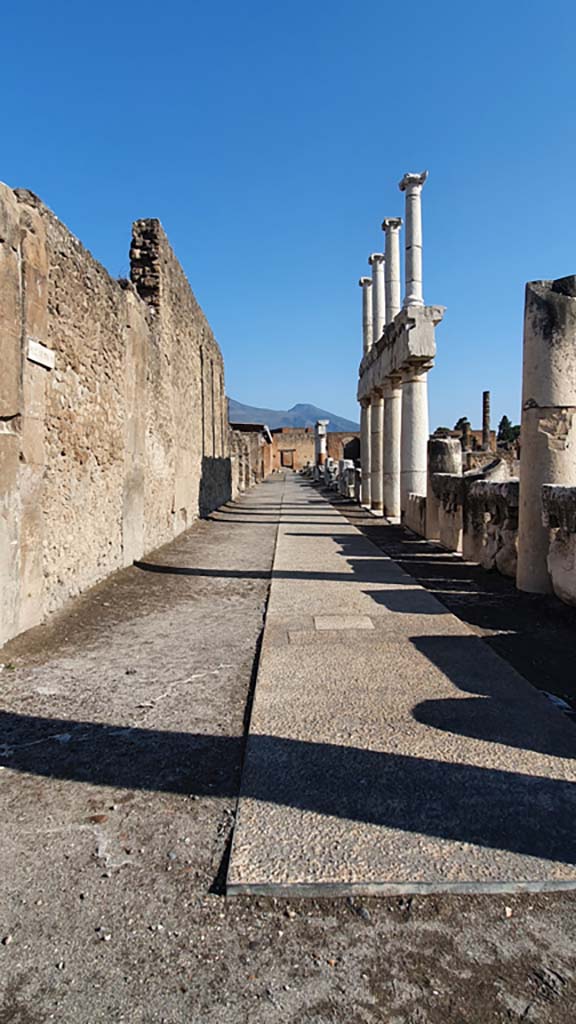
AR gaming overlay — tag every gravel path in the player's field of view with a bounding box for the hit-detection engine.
[2,475,576,1023]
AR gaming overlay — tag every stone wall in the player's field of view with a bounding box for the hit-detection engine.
[269,428,360,473]
[542,485,576,605]
[270,428,315,472]
[326,432,360,464]
[405,449,518,580]
[463,479,519,577]
[0,184,232,646]
[230,428,270,497]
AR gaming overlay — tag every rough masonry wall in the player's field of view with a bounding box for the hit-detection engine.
[270,428,315,472]
[0,185,231,645]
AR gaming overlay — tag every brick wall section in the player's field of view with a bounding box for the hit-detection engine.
[326,432,360,463]
[0,184,232,645]
[270,428,315,471]
[269,428,360,471]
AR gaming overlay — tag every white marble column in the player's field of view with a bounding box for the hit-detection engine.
[315,419,329,467]
[368,253,386,342]
[358,277,373,355]
[370,389,384,514]
[383,375,402,520]
[517,277,576,592]
[399,171,428,308]
[381,218,402,324]
[400,363,429,514]
[360,399,371,507]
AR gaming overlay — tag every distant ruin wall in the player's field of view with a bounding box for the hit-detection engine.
[231,430,266,497]
[0,184,231,645]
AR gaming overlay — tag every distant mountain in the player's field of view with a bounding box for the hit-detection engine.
[228,399,359,432]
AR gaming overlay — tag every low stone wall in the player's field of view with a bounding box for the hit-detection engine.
[463,479,519,577]
[542,485,576,605]
[404,457,519,580]
[431,474,464,552]
[0,183,233,646]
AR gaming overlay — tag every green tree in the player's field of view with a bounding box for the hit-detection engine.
[497,415,513,442]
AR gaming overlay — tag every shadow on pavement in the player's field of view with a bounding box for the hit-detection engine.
[2,709,575,865]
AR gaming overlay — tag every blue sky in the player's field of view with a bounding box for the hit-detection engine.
[2,1,575,429]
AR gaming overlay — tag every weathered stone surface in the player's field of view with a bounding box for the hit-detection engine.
[542,485,576,605]
[518,276,576,593]
[0,183,233,646]
[464,479,519,577]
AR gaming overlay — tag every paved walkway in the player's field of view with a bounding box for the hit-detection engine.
[228,475,576,895]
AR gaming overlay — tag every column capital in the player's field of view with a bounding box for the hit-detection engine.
[371,385,384,399]
[401,360,433,383]
[399,170,428,192]
[383,373,402,395]
[358,276,372,287]
[381,217,403,232]
[368,252,385,266]
[360,396,371,408]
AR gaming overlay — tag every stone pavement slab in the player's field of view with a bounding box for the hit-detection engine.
[228,476,576,895]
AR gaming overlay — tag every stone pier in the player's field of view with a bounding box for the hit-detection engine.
[517,276,576,592]
[425,437,462,541]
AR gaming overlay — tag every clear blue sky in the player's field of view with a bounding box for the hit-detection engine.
[2,1,575,430]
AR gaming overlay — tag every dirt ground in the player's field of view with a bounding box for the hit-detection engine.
[2,476,576,1024]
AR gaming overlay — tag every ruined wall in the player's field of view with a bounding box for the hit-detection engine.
[542,485,576,605]
[270,428,315,471]
[0,184,230,645]
[463,479,519,577]
[327,432,360,464]
[230,429,266,497]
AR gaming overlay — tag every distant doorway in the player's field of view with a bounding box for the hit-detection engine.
[280,450,295,469]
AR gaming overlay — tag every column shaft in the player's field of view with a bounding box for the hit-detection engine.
[382,219,402,324]
[360,401,371,507]
[517,277,576,592]
[359,278,373,354]
[399,171,428,308]
[383,376,402,519]
[400,365,429,514]
[369,255,386,341]
[370,391,384,514]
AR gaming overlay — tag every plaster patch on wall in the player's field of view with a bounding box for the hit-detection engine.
[538,409,574,451]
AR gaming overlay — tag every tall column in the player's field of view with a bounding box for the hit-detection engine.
[383,375,402,520]
[517,276,576,593]
[370,389,384,514]
[400,363,430,514]
[399,171,428,308]
[368,253,386,342]
[360,399,371,508]
[381,218,402,324]
[358,277,373,355]
[315,419,329,467]
[482,390,491,450]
